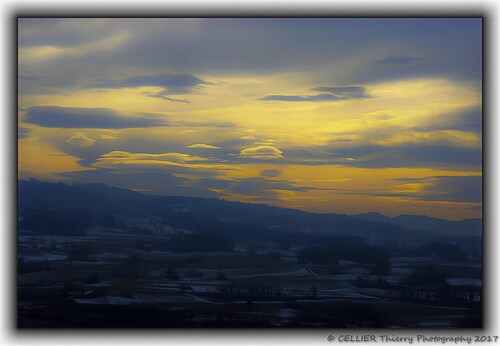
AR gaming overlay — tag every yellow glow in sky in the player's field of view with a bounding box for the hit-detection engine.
[17,18,482,220]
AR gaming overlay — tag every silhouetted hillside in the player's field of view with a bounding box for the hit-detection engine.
[18,180,481,248]
[17,180,483,328]
[355,212,482,237]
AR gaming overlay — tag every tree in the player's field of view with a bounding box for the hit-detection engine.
[85,272,101,284]
[372,256,390,276]
[266,250,282,260]
[215,272,227,280]
[279,239,291,250]
[311,285,317,298]
[166,267,179,280]
[67,247,90,261]
[417,242,468,262]
[402,265,446,289]
[124,254,143,279]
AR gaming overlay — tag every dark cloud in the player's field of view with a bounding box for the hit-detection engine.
[18,127,31,139]
[259,94,340,102]
[117,19,481,82]
[91,73,209,94]
[61,167,316,203]
[414,107,482,134]
[260,85,369,103]
[261,169,282,177]
[228,178,275,196]
[427,176,482,203]
[44,128,239,173]
[19,18,481,90]
[186,178,233,191]
[18,18,121,47]
[468,205,483,211]
[87,72,210,102]
[141,91,190,103]
[365,143,482,169]
[19,73,43,82]
[227,177,313,199]
[391,176,482,203]
[337,175,481,205]
[172,121,235,128]
[283,142,481,170]
[312,86,369,99]
[374,56,420,65]
[24,106,169,129]
[446,108,482,133]
[61,169,220,199]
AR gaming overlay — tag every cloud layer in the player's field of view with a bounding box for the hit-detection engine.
[260,85,369,102]
[392,176,482,204]
[240,146,283,159]
[18,18,482,220]
[375,55,420,65]
[24,106,169,129]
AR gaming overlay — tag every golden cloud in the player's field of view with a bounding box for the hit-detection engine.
[186,143,221,149]
[239,145,283,159]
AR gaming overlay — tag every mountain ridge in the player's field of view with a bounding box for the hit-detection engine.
[18,179,481,238]
[355,212,482,237]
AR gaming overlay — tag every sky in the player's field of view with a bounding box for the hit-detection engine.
[17,18,482,220]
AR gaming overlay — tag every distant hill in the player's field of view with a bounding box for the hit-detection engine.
[355,212,482,237]
[353,212,391,223]
[18,180,145,214]
[18,180,481,245]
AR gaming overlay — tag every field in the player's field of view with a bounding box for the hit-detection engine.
[18,219,482,328]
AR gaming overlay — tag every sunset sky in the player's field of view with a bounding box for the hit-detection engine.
[18,18,482,220]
